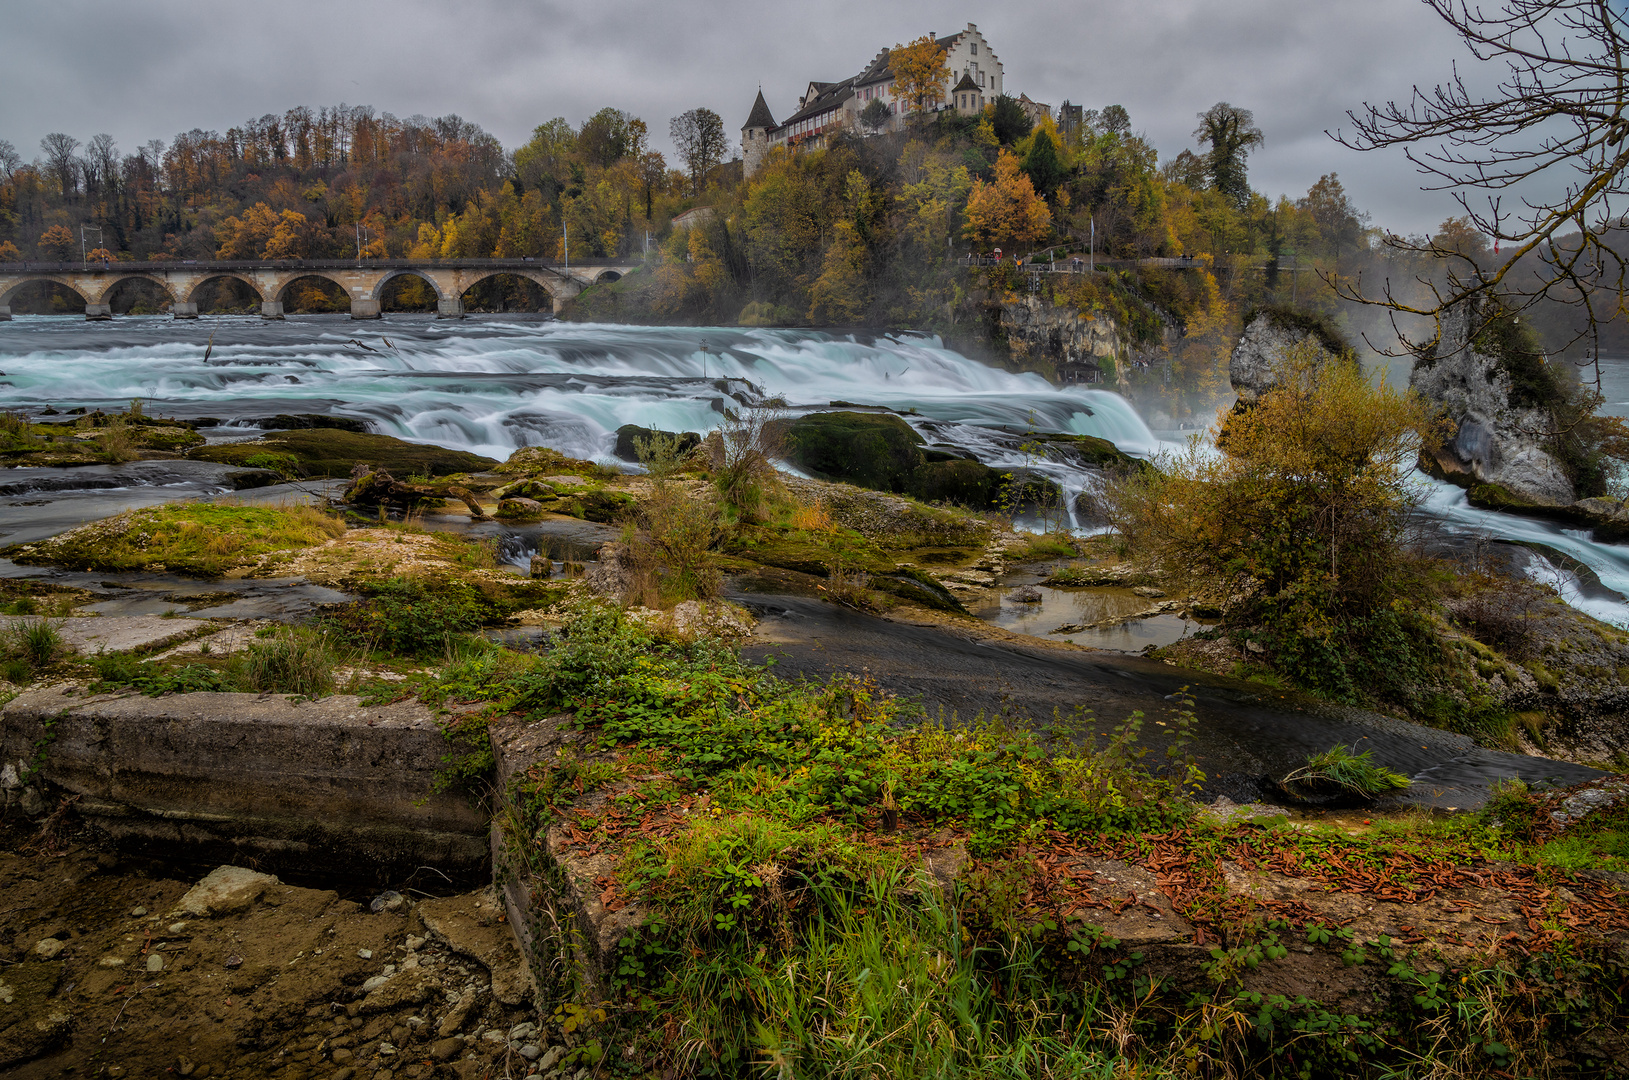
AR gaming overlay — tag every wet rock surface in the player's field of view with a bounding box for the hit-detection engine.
[0,846,551,1079]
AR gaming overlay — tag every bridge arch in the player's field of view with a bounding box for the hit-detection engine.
[371,268,445,302]
[95,274,178,308]
[456,269,556,313]
[181,273,266,306]
[594,270,622,284]
[272,272,353,313]
[0,275,89,311]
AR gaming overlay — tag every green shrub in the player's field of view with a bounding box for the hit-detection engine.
[323,576,486,658]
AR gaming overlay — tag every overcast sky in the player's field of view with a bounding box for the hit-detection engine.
[3,0,1487,235]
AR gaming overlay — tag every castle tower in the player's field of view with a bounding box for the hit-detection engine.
[742,89,778,178]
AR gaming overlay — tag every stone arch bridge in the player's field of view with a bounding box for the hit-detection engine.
[0,258,641,320]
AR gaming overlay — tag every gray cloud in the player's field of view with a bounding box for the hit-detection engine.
[5,0,1489,234]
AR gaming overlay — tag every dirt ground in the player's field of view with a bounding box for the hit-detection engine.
[0,824,566,1080]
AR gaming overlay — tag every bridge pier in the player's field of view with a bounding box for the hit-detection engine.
[350,299,382,320]
[0,306,10,322]
[436,297,465,320]
[171,303,199,319]
[260,301,285,320]
[85,304,112,321]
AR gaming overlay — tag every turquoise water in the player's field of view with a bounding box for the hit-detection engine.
[2,314,1627,624]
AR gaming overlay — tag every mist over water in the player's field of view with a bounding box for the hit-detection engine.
[2,314,1628,625]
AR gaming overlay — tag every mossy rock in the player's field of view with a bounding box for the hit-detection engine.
[191,430,497,479]
[497,497,548,522]
[613,424,701,463]
[1034,433,1141,469]
[561,489,634,523]
[496,445,605,477]
[909,459,1005,507]
[783,411,925,492]
[869,568,970,615]
[131,426,206,452]
[496,478,558,501]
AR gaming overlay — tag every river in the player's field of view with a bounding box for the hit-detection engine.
[1,313,1627,626]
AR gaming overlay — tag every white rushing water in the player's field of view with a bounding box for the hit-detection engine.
[2,313,1628,624]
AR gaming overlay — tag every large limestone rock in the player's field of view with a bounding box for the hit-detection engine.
[1410,299,1575,506]
[1229,308,1350,404]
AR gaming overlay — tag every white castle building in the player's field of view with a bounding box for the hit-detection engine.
[742,24,1005,177]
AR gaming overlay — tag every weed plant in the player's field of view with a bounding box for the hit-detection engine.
[1281,745,1412,800]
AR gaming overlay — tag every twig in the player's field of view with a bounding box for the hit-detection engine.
[104,981,160,1041]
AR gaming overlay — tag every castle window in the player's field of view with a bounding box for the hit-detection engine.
[971,42,978,55]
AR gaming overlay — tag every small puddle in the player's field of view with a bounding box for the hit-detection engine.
[967,580,1208,652]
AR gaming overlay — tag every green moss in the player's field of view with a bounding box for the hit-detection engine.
[3,502,348,576]
[191,429,497,478]
[784,411,925,492]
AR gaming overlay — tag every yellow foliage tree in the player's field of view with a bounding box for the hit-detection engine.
[890,36,950,118]
[0,241,20,261]
[408,223,441,260]
[962,152,1051,247]
[215,203,279,259]
[263,210,316,259]
[808,220,869,323]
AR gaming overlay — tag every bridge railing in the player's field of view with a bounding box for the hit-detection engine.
[956,255,1203,272]
[0,257,640,273]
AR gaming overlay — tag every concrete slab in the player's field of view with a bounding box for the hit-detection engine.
[0,686,488,876]
[0,615,209,655]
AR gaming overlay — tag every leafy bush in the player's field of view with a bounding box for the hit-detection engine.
[625,479,722,606]
[323,576,486,658]
[1107,340,1437,709]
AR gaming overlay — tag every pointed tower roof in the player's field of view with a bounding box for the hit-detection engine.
[744,90,777,131]
[952,72,979,92]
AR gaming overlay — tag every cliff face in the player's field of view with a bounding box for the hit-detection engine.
[992,295,1174,390]
[1411,299,1575,507]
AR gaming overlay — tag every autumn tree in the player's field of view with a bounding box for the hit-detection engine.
[1194,102,1264,208]
[578,108,645,168]
[670,108,726,194]
[963,151,1051,247]
[39,133,80,199]
[1100,105,1131,136]
[1297,172,1368,270]
[38,224,76,259]
[0,241,21,261]
[889,36,950,118]
[263,209,321,259]
[215,203,281,259]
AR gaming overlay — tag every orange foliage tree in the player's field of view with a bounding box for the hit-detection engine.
[38,225,75,259]
[890,36,950,118]
[963,152,1051,248]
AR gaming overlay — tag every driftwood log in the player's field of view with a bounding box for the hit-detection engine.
[343,466,490,521]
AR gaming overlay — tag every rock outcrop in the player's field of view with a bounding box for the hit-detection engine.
[995,294,1176,389]
[1229,307,1352,404]
[1411,298,1576,506]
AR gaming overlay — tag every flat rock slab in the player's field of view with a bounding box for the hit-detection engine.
[417,891,533,1005]
[0,615,208,655]
[0,962,70,1069]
